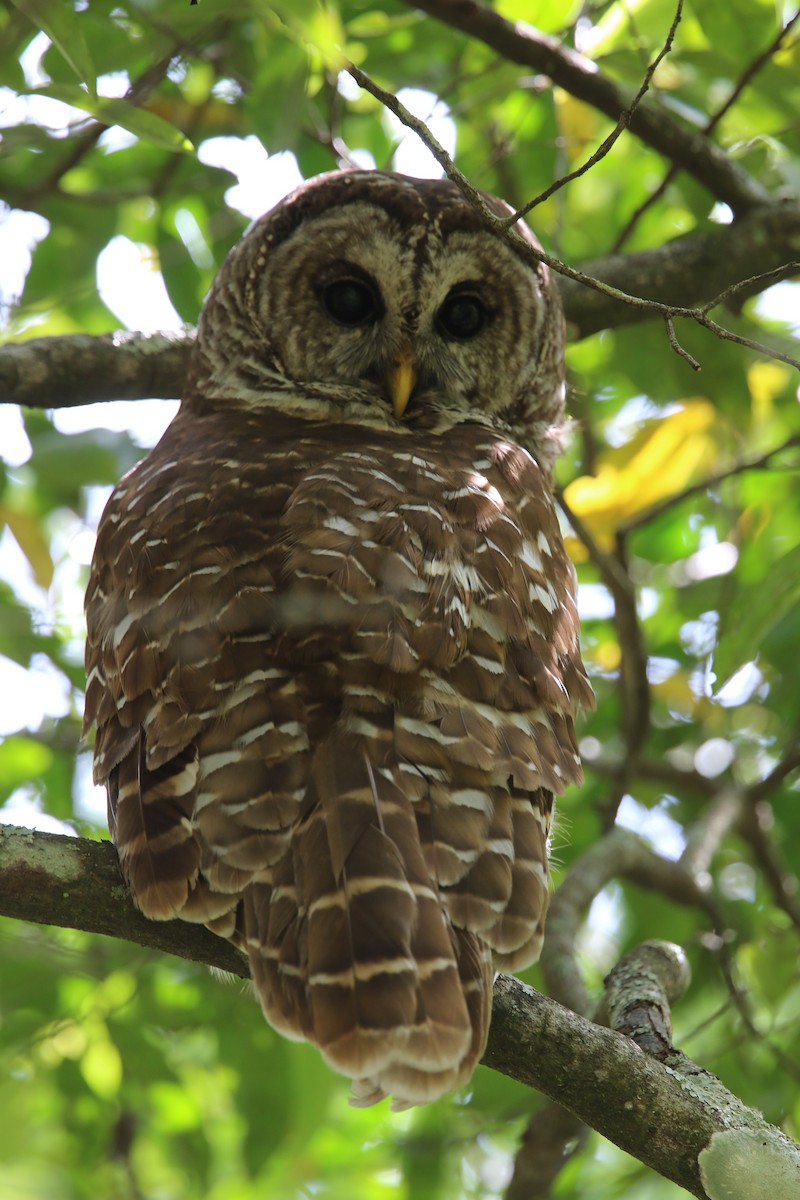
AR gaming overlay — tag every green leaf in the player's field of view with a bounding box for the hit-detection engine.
[156,221,205,324]
[93,97,194,152]
[26,86,193,151]
[10,0,96,93]
[22,421,142,512]
[2,5,800,1195]
[0,736,54,799]
[715,545,800,685]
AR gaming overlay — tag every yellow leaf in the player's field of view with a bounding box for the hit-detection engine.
[1,505,54,589]
[144,98,240,133]
[554,90,598,160]
[593,641,621,671]
[564,401,717,546]
[564,535,588,563]
[747,361,789,424]
[651,673,697,714]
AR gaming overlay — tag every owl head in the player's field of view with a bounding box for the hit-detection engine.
[186,170,566,466]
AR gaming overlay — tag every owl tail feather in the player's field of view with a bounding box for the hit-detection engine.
[109,735,199,918]
[351,928,492,1111]
[110,734,241,929]
[244,733,493,1107]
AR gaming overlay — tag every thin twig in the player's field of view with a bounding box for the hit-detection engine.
[665,315,701,371]
[555,488,632,593]
[610,532,651,770]
[401,0,768,212]
[709,934,800,1083]
[692,312,800,369]
[559,205,800,339]
[739,801,800,932]
[703,12,800,135]
[611,9,800,250]
[699,263,800,315]
[347,64,493,216]
[508,0,685,223]
[557,489,651,785]
[346,64,800,372]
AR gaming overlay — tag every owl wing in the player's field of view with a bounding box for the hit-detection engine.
[84,410,316,937]
[85,412,590,1107]
[244,425,591,1105]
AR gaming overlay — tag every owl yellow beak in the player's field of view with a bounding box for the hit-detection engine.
[386,346,418,419]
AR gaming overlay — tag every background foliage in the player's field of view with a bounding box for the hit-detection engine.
[1,1,799,1197]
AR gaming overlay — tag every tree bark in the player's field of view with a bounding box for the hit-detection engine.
[1,201,797,412]
[3,823,799,1199]
[402,0,769,212]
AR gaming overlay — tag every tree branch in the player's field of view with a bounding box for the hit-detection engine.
[503,0,685,222]
[400,0,769,213]
[487,975,800,1199]
[541,828,714,1019]
[506,1102,588,1200]
[347,61,800,369]
[0,824,247,977]
[738,800,800,932]
[3,824,800,1199]
[510,938,693,1197]
[2,205,796,412]
[599,940,691,1059]
[612,8,800,251]
[556,206,800,339]
[0,330,191,409]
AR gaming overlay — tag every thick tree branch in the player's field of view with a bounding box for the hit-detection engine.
[347,62,800,368]
[511,939,688,1198]
[487,975,800,1200]
[401,0,769,213]
[612,8,800,250]
[3,824,800,1199]
[2,206,797,411]
[541,828,714,1019]
[599,940,691,1059]
[0,330,191,409]
[0,824,247,977]
[559,207,800,338]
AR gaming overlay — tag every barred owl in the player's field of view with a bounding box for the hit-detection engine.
[85,170,592,1109]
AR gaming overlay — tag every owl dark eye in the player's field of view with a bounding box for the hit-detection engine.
[322,278,380,327]
[437,293,487,341]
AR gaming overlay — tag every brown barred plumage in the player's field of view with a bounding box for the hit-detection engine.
[85,170,592,1108]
